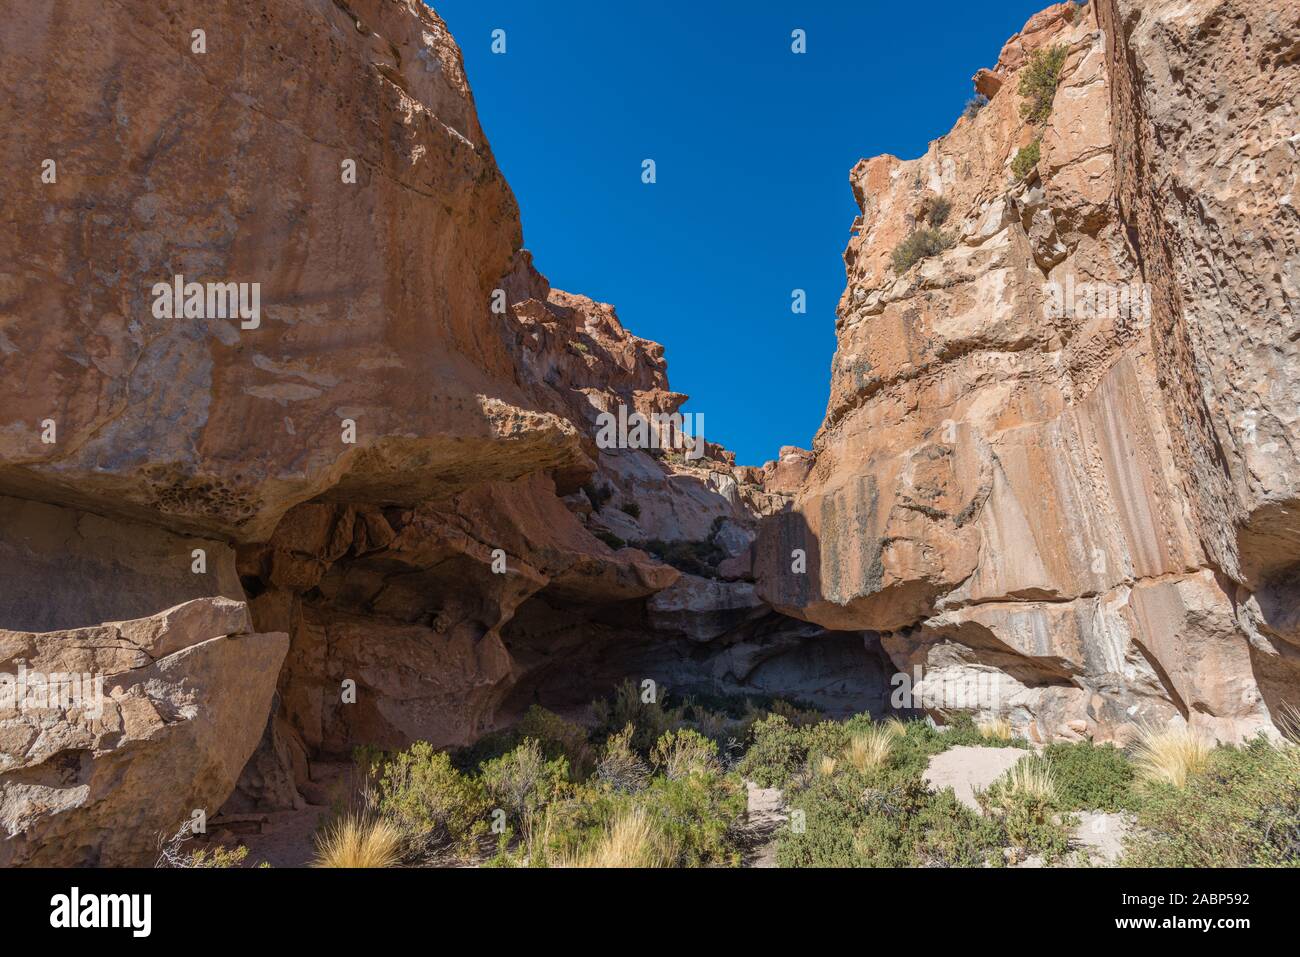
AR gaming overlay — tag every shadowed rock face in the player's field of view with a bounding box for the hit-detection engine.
[757,0,1300,744]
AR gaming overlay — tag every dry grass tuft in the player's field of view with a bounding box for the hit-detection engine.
[977,717,1013,741]
[1131,725,1212,788]
[1003,756,1058,802]
[312,814,403,869]
[844,725,896,773]
[554,807,675,868]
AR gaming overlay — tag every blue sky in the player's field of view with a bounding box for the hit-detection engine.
[430,1,1052,465]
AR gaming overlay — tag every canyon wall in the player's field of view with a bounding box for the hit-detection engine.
[0,0,883,863]
[757,0,1299,744]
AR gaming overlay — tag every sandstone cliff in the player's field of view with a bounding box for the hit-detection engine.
[757,0,1299,745]
[0,0,883,862]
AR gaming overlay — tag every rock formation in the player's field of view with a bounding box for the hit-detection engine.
[757,0,1299,745]
[0,0,886,860]
[0,0,1294,864]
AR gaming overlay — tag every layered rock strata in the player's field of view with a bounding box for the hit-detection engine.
[757,0,1299,744]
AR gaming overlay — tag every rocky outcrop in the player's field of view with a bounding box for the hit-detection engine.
[0,599,287,866]
[0,0,882,850]
[757,0,1299,744]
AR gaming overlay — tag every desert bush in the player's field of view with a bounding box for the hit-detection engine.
[1122,738,1300,867]
[1042,740,1139,811]
[925,196,952,228]
[479,738,570,827]
[1018,44,1068,122]
[963,93,989,120]
[186,845,253,868]
[595,725,651,793]
[979,757,1074,863]
[593,530,626,550]
[777,770,1006,868]
[1011,139,1041,180]
[312,814,404,869]
[1131,725,1211,788]
[637,770,746,866]
[581,482,613,511]
[376,741,488,857]
[736,713,875,788]
[514,706,594,779]
[590,680,674,754]
[634,537,726,577]
[553,806,675,868]
[890,227,955,274]
[651,728,721,780]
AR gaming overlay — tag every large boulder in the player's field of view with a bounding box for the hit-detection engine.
[0,599,287,866]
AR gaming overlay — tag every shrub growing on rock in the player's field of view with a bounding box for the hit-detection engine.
[890,227,955,274]
[1011,139,1041,180]
[963,93,989,120]
[1018,44,1068,122]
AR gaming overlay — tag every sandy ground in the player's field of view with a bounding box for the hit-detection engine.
[743,782,786,868]
[922,745,1026,810]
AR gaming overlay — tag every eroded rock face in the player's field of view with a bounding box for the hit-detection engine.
[0,0,583,543]
[757,0,1299,743]
[0,599,287,866]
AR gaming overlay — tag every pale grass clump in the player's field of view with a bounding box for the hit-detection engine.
[977,717,1013,741]
[1277,703,1300,747]
[312,814,403,868]
[554,808,675,868]
[816,755,838,777]
[844,725,896,773]
[1131,725,1211,788]
[1003,757,1058,803]
[883,717,908,740]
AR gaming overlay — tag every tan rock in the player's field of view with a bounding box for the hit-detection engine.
[0,599,287,866]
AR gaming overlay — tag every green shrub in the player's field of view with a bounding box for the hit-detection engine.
[593,530,626,550]
[1043,740,1139,812]
[637,770,746,867]
[890,227,955,274]
[516,765,746,868]
[777,769,1006,867]
[479,739,570,827]
[1018,44,1068,122]
[454,705,594,780]
[581,482,612,511]
[1011,138,1041,180]
[651,728,721,780]
[514,705,595,779]
[736,714,809,788]
[377,742,489,858]
[619,501,641,519]
[595,725,651,793]
[1122,739,1300,867]
[978,758,1076,864]
[589,679,674,754]
[737,713,884,789]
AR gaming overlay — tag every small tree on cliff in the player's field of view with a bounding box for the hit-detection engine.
[1018,44,1069,123]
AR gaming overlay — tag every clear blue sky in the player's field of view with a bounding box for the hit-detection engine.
[430,1,1052,465]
